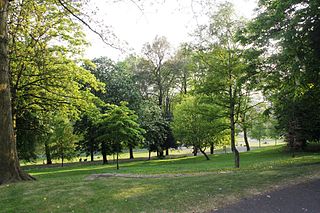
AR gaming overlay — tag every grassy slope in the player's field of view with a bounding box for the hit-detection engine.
[1,146,320,213]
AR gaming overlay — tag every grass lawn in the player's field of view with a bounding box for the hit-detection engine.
[1,146,320,213]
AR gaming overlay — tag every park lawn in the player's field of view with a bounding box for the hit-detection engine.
[1,146,320,213]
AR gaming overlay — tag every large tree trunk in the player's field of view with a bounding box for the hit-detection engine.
[243,126,250,151]
[129,145,134,159]
[0,0,35,184]
[45,142,52,165]
[165,148,169,156]
[199,148,210,160]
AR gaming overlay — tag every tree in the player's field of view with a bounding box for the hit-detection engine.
[87,57,144,159]
[243,0,320,150]
[124,55,155,100]
[142,36,173,109]
[0,0,35,184]
[48,116,80,167]
[172,95,227,160]
[193,2,259,167]
[137,101,169,159]
[193,3,248,167]
[96,103,145,169]
[0,0,105,184]
[74,108,101,162]
[249,113,268,148]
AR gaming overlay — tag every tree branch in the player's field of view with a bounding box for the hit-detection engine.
[56,0,121,50]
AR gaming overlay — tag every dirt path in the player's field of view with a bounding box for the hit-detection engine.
[85,171,232,180]
[213,179,320,213]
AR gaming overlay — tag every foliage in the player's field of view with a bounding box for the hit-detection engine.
[8,0,104,164]
[46,115,80,167]
[142,36,177,109]
[173,95,227,159]
[96,102,145,168]
[88,57,143,111]
[193,2,257,166]
[16,111,42,162]
[243,0,320,149]
[74,107,102,161]
[137,101,170,156]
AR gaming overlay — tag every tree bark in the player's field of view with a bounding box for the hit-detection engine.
[0,0,35,184]
[231,114,240,168]
[158,148,164,158]
[259,139,261,148]
[129,145,134,159]
[199,148,210,160]
[116,151,119,170]
[165,148,169,156]
[243,126,250,151]
[229,87,240,168]
[148,150,151,160]
[90,139,94,162]
[61,153,64,167]
[210,143,214,154]
[101,142,108,164]
[193,146,198,156]
[45,142,52,165]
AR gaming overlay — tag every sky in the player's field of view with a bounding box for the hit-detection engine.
[84,0,258,60]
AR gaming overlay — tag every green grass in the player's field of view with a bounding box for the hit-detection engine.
[1,146,320,213]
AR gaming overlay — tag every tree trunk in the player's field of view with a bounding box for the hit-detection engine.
[259,139,261,148]
[102,153,108,164]
[116,151,119,170]
[243,127,250,151]
[231,118,240,168]
[210,143,214,154]
[158,148,164,158]
[90,139,94,162]
[165,148,169,156]
[148,150,151,160]
[101,142,108,164]
[229,89,240,168]
[45,142,52,165]
[158,81,163,109]
[129,145,134,159]
[199,148,210,160]
[183,74,187,94]
[0,1,35,184]
[61,153,64,167]
[193,146,198,156]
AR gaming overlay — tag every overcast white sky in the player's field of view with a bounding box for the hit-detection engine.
[84,0,257,60]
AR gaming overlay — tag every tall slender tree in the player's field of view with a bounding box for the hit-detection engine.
[194,3,255,167]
